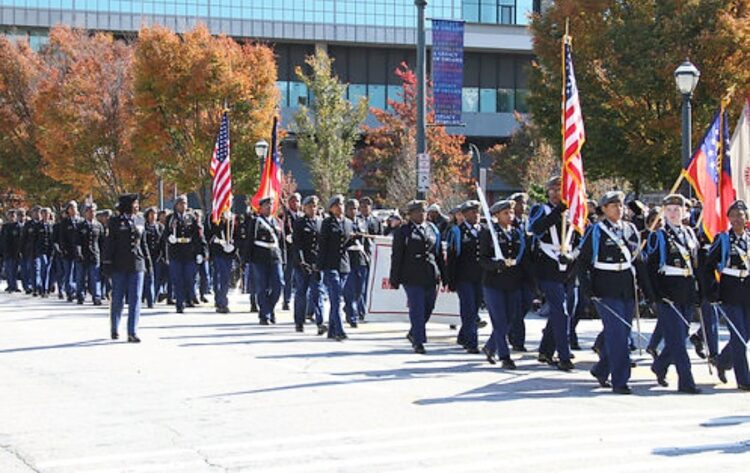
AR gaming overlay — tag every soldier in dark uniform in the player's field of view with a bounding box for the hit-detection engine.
[60,201,82,302]
[646,194,701,394]
[357,196,381,322]
[479,200,528,368]
[50,212,65,298]
[292,195,326,334]
[389,200,445,354]
[318,195,354,341]
[246,197,285,324]
[446,200,484,354]
[103,194,150,342]
[142,207,163,309]
[208,210,238,313]
[20,207,39,294]
[36,207,54,297]
[164,195,206,314]
[529,176,580,371]
[282,193,302,311]
[75,203,104,305]
[509,192,533,351]
[96,209,114,301]
[1,210,21,293]
[579,191,651,394]
[343,198,368,329]
[703,200,750,391]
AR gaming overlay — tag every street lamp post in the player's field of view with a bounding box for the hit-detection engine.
[254,139,269,177]
[415,0,427,200]
[674,59,700,196]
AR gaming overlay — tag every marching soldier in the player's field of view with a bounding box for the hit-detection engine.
[59,201,82,302]
[318,195,354,340]
[292,195,326,334]
[357,196,382,322]
[529,176,580,371]
[702,200,750,391]
[646,194,701,394]
[142,207,163,309]
[75,203,104,305]
[446,200,484,354]
[97,209,114,300]
[21,207,39,294]
[282,193,302,311]
[208,211,238,314]
[1,210,21,293]
[164,195,206,314]
[344,198,368,329]
[579,191,651,394]
[389,200,445,354]
[36,208,54,297]
[245,197,285,325]
[509,192,533,352]
[103,194,150,343]
[478,200,528,368]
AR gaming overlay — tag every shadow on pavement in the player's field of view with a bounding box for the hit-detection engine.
[653,439,750,456]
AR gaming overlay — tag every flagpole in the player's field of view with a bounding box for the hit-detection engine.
[560,18,570,255]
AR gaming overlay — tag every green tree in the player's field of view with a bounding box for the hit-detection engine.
[529,0,750,193]
[293,49,368,201]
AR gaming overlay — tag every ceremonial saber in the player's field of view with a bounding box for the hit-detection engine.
[591,297,650,344]
[712,303,750,350]
[476,182,502,261]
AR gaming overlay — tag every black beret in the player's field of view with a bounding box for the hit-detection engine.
[461,200,480,212]
[662,194,687,207]
[727,200,748,216]
[599,190,624,208]
[489,200,512,214]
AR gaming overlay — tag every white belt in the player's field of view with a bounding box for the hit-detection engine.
[659,265,691,277]
[348,243,365,252]
[721,267,748,278]
[175,237,191,244]
[539,242,569,271]
[593,261,632,272]
[254,241,278,249]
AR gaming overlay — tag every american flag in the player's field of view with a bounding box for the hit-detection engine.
[210,111,232,224]
[561,34,588,234]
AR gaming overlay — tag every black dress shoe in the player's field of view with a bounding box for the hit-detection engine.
[500,358,517,370]
[406,333,415,345]
[259,319,269,326]
[678,386,702,394]
[157,294,167,303]
[295,325,304,333]
[348,322,358,329]
[537,353,553,364]
[186,301,195,308]
[191,298,200,305]
[317,324,328,336]
[127,335,141,343]
[466,347,480,354]
[570,342,581,351]
[270,314,276,324]
[58,293,64,299]
[482,347,497,365]
[306,314,314,322]
[646,347,659,360]
[590,370,611,388]
[200,296,209,303]
[689,334,707,359]
[414,344,426,354]
[167,299,175,305]
[250,303,259,313]
[477,319,488,329]
[111,333,119,340]
[77,299,84,305]
[282,302,290,311]
[557,359,575,372]
[613,386,632,395]
[176,307,184,314]
[738,384,750,391]
[717,366,728,384]
[651,367,669,387]
[94,299,103,306]
[512,345,528,352]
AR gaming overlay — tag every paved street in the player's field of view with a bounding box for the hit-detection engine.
[0,291,748,473]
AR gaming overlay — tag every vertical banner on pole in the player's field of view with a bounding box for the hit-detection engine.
[431,19,464,126]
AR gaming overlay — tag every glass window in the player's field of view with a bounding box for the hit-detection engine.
[517,0,535,25]
[480,0,498,24]
[349,84,367,105]
[480,88,497,113]
[277,81,289,108]
[515,89,529,113]
[497,88,515,113]
[463,0,479,22]
[289,81,308,107]
[462,88,479,113]
[368,84,386,110]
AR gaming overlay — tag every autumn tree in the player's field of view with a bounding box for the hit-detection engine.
[33,27,143,205]
[354,63,471,206]
[0,35,70,205]
[132,24,278,209]
[293,49,368,201]
[529,0,750,193]
[486,112,558,202]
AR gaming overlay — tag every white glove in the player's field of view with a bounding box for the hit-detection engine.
[196,255,204,265]
[224,243,235,253]
[286,234,293,244]
[168,234,177,244]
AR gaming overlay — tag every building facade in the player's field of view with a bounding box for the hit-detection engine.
[1,0,539,196]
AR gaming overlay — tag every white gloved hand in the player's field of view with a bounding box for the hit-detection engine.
[224,243,235,253]
[196,255,204,265]
[286,234,293,244]
[168,234,177,244]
